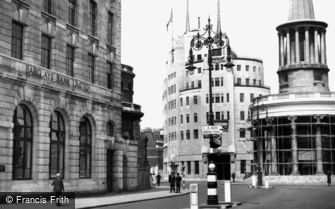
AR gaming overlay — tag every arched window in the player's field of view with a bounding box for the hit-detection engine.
[107,121,114,137]
[49,111,65,178]
[79,117,91,178]
[13,104,33,180]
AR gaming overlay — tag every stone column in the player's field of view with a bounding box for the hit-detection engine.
[314,29,319,63]
[321,30,326,64]
[295,28,300,64]
[286,30,291,65]
[290,116,299,175]
[278,33,282,66]
[314,115,324,175]
[305,28,310,63]
[271,128,278,175]
[280,33,285,66]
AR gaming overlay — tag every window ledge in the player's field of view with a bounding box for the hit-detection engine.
[41,11,57,22]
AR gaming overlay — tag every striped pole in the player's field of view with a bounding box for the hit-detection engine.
[207,160,218,205]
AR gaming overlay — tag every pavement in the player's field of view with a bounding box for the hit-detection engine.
[75,186,189,209]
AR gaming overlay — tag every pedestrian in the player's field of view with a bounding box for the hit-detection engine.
[176,173,182,193]
[156,173,161,187]
[168,172,176,193]
[327,170,331,186]
[51,173,64,207]
[231,172,236,182]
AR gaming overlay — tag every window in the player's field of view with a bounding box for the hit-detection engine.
[227,111,230,120]
[88,54,95,83]
[180,98,183,106]
[259,80,262,86]
[89,0,97,36]
[237,78,241,85]
[195,161,199,174]
[194,113,198,123]
[250,93,254,102]
[221,94,224,103]
[215,94,220,103]
[41,35,51,69]
[180,115,183,124]
[191,81,194,88]
[240,111,245,121]
[206,112,209,122]
[193,95,197,104]
[215,63,219,71]
[43,0,52,14]
[246,65,249,71]
[11,22,24,60]
[180,131,184,140]
[186,114,190,123]
[50,111,65,178]
[13,104,33,180]
[240,128,246,138]
[107,12,114,44]
[107,62,114,89]
[198,68,201,74]
[186,130,190,140]
[186,82,189,89]
[197,54,202,61]
[226,93,230,103]
[253,79,257,86]
[246,78,249,86]
[206,95,209,103]
[198,80,202,88]
[215,112,220,120]
[253,66,256,72]
[221,112,225,120]
[68,0,76,25]
[237,65,241,71]
[186,97,189,105]
[215,78,220,86]
[187,161,191,174]
[240,93,244,103]
[79,117,92,178]
[107,121,114,136]
[314,71,323,81]
[194,129,199,139]
[221,77,224,86]
[66,45,75,76]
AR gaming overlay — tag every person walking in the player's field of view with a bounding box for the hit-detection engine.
[156,173,161,187]
[231,172,236,182]
[51,173,64,207]
[327,170,331,186]
[176,173,182,193]
[168,172,176,193]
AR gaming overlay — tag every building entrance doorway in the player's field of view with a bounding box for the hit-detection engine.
[213,154,231,180]
[106,150,114,192]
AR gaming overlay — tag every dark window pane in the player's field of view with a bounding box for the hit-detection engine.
[41,35,51,69]
[11,22,23,59]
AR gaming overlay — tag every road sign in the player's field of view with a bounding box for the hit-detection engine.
[202,125,222,135]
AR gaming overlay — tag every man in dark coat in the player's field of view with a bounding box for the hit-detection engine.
[175,173,182,193]
[52,173,64,206]
[168,172,175,193]
[327,170,331,186]
[156,173,161,186]
[231,172,236,182]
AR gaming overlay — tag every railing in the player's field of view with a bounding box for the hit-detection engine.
[122,101,142,112]
[254,92,335,104]
[234,83,271,90]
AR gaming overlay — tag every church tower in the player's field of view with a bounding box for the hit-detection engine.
[276,0,329,93]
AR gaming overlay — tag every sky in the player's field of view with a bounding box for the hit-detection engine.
[121,0,335,129]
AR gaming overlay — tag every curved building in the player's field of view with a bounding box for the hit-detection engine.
[162,0,270,180]
[250,0,335,183]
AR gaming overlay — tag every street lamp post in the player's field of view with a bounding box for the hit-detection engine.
[186,17,234,205]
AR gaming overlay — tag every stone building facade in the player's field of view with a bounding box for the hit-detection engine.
[0,0,142,193]
[162,1,270,180]
[249,0,335,183]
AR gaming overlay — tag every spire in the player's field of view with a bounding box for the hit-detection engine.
[216,0,221,33]
[185,0,190,33]
[288,0,315,21]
